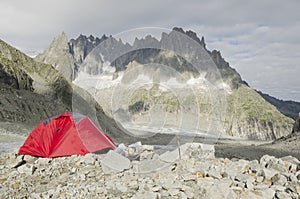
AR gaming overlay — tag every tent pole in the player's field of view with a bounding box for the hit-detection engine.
[176,135,181,160]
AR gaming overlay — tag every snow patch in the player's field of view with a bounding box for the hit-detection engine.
[73,71,122,90]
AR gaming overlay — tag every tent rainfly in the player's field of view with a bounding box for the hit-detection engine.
[18,112,116,158]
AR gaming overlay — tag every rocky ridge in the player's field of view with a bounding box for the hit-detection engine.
[257,91,300,120]
[36,27,242,88]
[0,143,300,198]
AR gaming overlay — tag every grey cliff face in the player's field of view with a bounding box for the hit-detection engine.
[69,34,105,64]
[0,61,33,91]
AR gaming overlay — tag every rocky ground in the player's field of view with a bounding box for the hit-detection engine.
[0,142,300,198]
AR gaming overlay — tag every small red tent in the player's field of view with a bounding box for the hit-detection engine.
[18,112,116,158]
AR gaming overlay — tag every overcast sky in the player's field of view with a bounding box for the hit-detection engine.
[1,0,299,102]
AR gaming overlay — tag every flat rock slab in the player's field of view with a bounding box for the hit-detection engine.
[159,143,191,163]
[133,159,168,173]
[101,150,130,173]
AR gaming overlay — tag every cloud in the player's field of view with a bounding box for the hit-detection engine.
[0,0,299,101]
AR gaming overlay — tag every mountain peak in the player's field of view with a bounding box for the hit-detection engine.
[35,32,75,81]
[172,27,206,48]
[56,32,68,43]
[45,32,69,53]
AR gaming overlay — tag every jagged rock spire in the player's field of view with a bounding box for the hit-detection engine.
[172,27,206,48]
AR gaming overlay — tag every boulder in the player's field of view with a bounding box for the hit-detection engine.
[134,159,167,173]
[132,192,159,199]
[17,164,36,175]
[101,150,131,173]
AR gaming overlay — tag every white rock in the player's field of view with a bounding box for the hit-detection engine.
[142,145,154,151]
[116,184,128,193]
[256,176,264,183]
[140,151,154,160]
[248,159,260,173]
[246,180,254,189]
[17,164,36,175]
[260,155,287,172]
[101,150,131,173]
[159,178,182,189]
[235,173,254,183]
[70,167,77,174]
[134,159,167,173]
[270,185,286,192]
[180,192,188,199]
[30,193,42,199]
[260,188,276,199]
[280,156,300,165]
[128,181,139,190]
[286,173,298,182]
[36,158,51,165]
[9,155,24,168]
[275,191,293,199]
[254,184,269,190]
[238,189,275,199]
[205,180,233,199]
[182,186,195,198]
[81,154,96,165]
[23,155,37,163]
[168,188,180,196]
[207,168,222,179]
[257,168,278,181]
[132,192,159,199]
[271,173,287,186]
[226,159,249,177]
[151,185,161,192]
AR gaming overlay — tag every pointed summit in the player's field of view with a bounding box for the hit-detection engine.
[35,32,75,81]
[38,32,69,55]
[54,32,69,50]
[200,36,206,49]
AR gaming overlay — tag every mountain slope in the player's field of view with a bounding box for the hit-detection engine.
[257,91,300,120]
[0,39,125,141]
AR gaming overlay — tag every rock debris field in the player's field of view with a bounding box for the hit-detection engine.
[0,143,300,199]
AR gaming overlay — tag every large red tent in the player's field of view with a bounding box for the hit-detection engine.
[19,112,116,158]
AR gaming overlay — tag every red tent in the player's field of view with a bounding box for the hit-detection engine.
[18,112,116,158]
